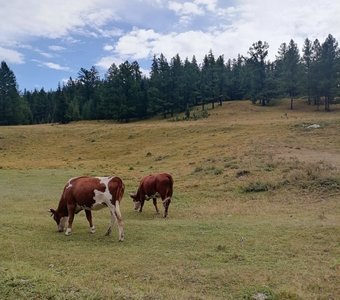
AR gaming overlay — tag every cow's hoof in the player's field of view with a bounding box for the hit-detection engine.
[89,226,96,234]
[65,229,72,236]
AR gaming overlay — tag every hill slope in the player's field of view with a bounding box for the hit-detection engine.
[0,100,339,299]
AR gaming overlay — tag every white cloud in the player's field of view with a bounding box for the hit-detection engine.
[194,0,217,12]
[1,0,340,90]
[168,1,204,16]
[228,0,340,59]
[103,44,115,51]
[95,0,340,68]
[96,28,124,38]
[48,46,66,52]
[0,47,24,64]
[39,52,54,59]
[42,62,70,71]
[95,56,123,70]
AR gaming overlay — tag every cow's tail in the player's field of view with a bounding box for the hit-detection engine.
[167,174,174,197]
[114,181,125,221]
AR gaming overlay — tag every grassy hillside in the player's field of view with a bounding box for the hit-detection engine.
[0,100,339,299]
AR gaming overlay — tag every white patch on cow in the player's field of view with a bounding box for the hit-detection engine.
[66,177,79,189]
[115,199,122,220]
[75,204,83,213]
[89,226,96,233]
[145,192,160,200]
[162,196,171,204]
[65,227,72,235]
[93,177,114,206]
[58,216,68,232]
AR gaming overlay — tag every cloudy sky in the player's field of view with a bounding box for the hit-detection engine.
[1,0,339,91]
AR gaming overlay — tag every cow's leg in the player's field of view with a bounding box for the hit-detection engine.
[105,203,124,241]
[65,204,76,235]
[139,199,145,213]
[105,210,115,236]
[85,210,95,233]
[114,210,124,241]
[162,197,171,218]
[153,198,160,214]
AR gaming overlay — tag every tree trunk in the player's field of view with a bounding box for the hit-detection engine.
[325,96,330,112]
[290,97,294,110]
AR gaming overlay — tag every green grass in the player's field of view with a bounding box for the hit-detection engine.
[0,100,339,299]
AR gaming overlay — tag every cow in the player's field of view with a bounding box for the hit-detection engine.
[50,176,125,241]
[130,173,173,218]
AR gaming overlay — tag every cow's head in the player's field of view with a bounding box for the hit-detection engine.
[49,209,68,232]
[129,193,141,211]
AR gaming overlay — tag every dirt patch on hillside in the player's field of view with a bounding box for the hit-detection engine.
[273,147,340,169]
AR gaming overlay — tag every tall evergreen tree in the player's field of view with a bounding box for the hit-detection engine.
[77,66,101,119]
[200,50,218,101]
[102,63,122,120]
[310,39,323,107]
[319,34,339,111]
[302,38,313,104]
[54,84,68,123]
[277,39,302,109]
[183,56,200,108]
[247,41,269,105]
[0,61,22,125]
[149,54,172,117]
[215,55,228,101]
[229,56,247,100]
[170,54,185,112]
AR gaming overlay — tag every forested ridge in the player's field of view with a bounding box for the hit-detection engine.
[0,34,339,125]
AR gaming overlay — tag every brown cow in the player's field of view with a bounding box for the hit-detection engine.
[50,176,125,241]
[130,173,173,218]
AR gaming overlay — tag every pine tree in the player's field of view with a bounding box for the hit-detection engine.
[0,61,22,125]
[170,54,185,112]
[183,56,200,110]
[149,54,172,118]
[319,34,339,111]
[302,38,313,104]
[201,50,219,102]
[247,41,269,105]
[77,66,101,119]
[310,39,322,107]
[277,39,302,109]
[54,84,68,123]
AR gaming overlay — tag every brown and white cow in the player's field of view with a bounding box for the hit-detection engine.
[130,173,173,218]
[50,176,125,241]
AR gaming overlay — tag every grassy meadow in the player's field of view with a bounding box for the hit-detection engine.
[0,99,339,299]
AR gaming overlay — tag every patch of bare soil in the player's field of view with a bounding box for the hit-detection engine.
[274,147,340,169]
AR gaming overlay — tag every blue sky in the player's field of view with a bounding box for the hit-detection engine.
[1,0,339,91]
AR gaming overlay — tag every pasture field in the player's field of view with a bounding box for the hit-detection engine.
[0,99,339,299]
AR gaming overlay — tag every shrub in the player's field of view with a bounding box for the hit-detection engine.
[240,182,270,193]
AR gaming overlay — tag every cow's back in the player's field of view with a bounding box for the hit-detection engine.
[141,173,173,198]
[156,173,173,197]
[108,176,125,202]
[63,176,124,206]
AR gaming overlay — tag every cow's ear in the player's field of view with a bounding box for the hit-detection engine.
[49,209,56,216]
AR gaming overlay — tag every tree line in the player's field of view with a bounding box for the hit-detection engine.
[0,34,339,125]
